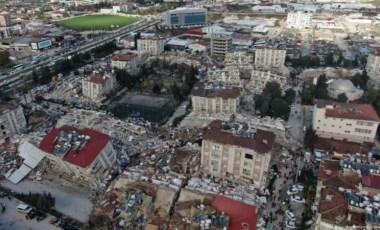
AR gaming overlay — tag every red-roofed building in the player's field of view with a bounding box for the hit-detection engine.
[362,175,380,191]
[39,126,117,181]
[82,73,116,102]
[313,99,380,143]
[212,195,258,230]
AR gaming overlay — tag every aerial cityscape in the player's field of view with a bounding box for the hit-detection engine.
[0,0,380,229]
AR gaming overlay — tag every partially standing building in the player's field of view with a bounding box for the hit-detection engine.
[366,53,380,78]
[254,47,286,69]
[202,120,276,186]
[0,102,27,142]
[82,73,116,102]
[211,31,234,59]
[164,8,207,27]
[312,99,380,143]
[137,33,165,55]
[286,11,313,29]
[191,82,240,114]
[39,126,117,181]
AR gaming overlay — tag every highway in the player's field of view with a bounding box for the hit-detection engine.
[0,18,161,86]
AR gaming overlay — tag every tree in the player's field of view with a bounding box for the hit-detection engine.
[304,126,318,153]
[337,93,348,103]
[283,88,296,105]
[262,81,281,100]
[32,70,39,84]
[0,50,10,67]
[270,98,290,119]
[325,52,334,66]
[352,69,369,91]
[152,83,161,94]
[171,83,182,103]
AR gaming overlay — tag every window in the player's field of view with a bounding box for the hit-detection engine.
[0,125,4,129]
[245,154,253,160]
[211,160,219,167]
[211,152,220,159]
[242,169,251,176]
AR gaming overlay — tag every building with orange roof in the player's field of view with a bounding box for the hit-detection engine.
[313,99,380,143]
[82,73,116,102]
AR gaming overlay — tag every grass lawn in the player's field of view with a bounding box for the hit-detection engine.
[56,15,139,31]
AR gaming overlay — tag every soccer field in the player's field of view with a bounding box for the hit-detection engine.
[56,15,139,31]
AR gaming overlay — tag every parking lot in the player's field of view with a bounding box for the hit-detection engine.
[0,197,60,230]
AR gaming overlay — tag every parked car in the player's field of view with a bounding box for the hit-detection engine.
[292,184,304,191]
[287,187,299,195]
[285,210,296,221]
[16,204,32,213]
[291,195,305,203]
[284,220,296,229]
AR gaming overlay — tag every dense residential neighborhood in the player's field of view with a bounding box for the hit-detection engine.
[1,0,380,229]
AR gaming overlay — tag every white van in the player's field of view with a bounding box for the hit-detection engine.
[17,204,32,213]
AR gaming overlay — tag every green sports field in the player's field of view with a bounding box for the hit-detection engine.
[56,15,139,31]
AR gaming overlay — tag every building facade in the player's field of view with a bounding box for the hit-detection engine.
[82,74,116,102]
[137,34,165,55]
[312,99,380,143]
[111,53,138,75]
[0,102,27,142]
[191,82,240,114]
[254,47,286,68]
[39,127,117,181]
[0,13,11,27]
[211,31,234,59]
[201,120,276,186]
[286,11,313,29]
[164,8,207,27]
[225,52,254,66]
[366,53,380,78]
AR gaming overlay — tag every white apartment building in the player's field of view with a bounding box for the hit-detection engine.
[202,120,276,186]
[366,53,380,78]
[286,11,313,29]
[202,25,226,38]
[246,70,287,93]
[111,53,138,75]
[312,99,380,143]
[82,74,116,102]
[137,34,165,55]
[0,102,27,142]
[254,47,286,68]
[211,31,234,59]
[207,67,242,87]
[39,127,117,181]
[225,52,254,66]
[191,82,240,114]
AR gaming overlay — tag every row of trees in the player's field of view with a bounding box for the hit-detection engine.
[254,81,296,120]
[17,192,55,212]
[0,50,11,68]
[289,53,367,69]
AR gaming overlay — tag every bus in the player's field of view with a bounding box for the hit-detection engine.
[12,64,24,71]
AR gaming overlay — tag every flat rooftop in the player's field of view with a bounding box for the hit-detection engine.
[118,94,171,108]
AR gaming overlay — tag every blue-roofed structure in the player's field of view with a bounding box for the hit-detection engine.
[340,160,380,176]
[366,213,380,225]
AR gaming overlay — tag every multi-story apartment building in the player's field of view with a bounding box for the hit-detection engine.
[82,74,116,102]
[211,31,234,59]
[39,126,117,181]
[164,8,207,27]
[225,52,254,66]
[246,70,287,93]
[137,33,165,55]
[0,13,11,27]
[286,11,313,29]
[191,82,240,114]
[254,47,286,68]
[312,99,380,143]
[111,53,138,75]
[201,120,276,186]
[366,53,380,78]
[0,102,27,142]
[207,67,241,87]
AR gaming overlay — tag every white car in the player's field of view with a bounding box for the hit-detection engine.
[287,187,299,195]
[284,220,296,229]
[291,195,305,203]
[285,210,296,221]
[292,184,304,191]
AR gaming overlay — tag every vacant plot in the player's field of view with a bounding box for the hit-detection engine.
[57,15,139,31]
